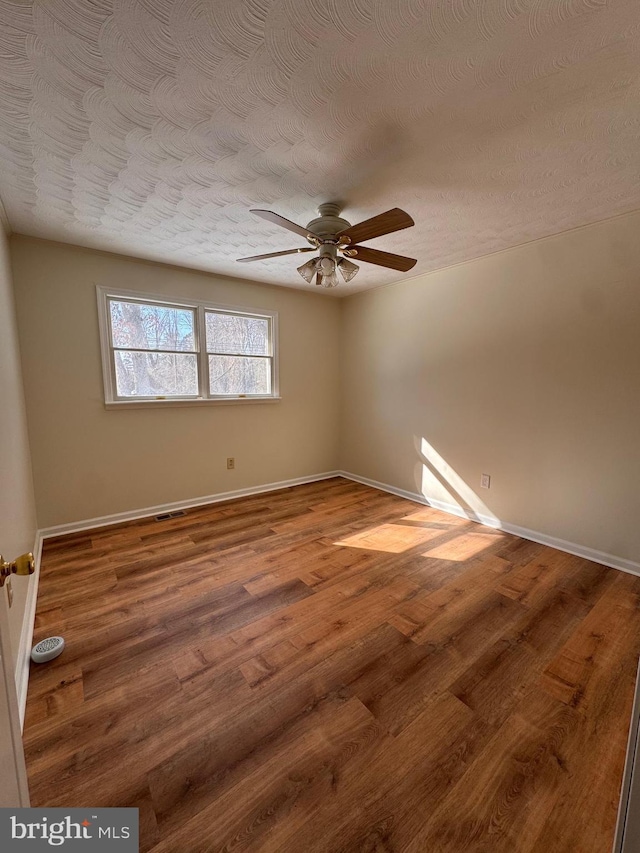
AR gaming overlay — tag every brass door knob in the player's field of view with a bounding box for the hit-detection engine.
[0,552,35,587]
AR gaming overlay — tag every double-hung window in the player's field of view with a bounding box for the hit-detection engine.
[97,287,278,404]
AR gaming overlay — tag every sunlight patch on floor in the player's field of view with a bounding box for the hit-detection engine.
[335,522,445,553]
[422,531,503,562]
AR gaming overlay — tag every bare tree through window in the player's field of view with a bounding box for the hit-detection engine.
[110,301,197,396]
[104,294,275,401]
[206,312,271,396]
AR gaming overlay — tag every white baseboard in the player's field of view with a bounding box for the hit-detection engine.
[16,531,43,730]
[339,470,640,577]
[39,471,342,540]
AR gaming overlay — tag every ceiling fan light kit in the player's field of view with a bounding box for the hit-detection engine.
[237,202,417,289]
[296,241,360,287]
[296,256,341,288]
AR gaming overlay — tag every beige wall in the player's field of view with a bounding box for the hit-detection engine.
[0,227,37,665]
[11,237,341,528]
[9,208,640,566]
[340,210,640,564]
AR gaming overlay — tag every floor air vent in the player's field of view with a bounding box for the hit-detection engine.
[155,510,187,521]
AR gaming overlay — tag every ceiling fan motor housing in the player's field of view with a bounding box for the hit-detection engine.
[306,202,351,241]
[318,242,338,263]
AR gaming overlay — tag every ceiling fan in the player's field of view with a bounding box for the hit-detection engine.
[237,202,416,288]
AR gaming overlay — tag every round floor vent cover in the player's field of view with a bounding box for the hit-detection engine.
[31,636,65,663]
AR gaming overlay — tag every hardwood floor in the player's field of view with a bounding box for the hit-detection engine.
[23,477,640,852]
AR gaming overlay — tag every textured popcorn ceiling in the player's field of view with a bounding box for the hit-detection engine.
[1,1,639,295]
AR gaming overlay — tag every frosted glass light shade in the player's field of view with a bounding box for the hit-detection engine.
[320,269,339,288]
[319,256,335,275]
[338,258,359,282]
[297,258,319,283]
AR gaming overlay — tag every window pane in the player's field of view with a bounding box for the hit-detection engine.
[208,356,271,395]
[205,312,269,356]
[110,300,196,351]
[115,351,198,397]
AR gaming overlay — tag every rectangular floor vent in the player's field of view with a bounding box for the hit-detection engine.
[155,510,187,521]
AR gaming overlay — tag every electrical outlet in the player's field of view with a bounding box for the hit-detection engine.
[480,473,491,489]
[227,457,235,470]
[6,578,13,608]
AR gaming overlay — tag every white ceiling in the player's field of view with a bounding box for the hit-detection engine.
[1,0,639,295]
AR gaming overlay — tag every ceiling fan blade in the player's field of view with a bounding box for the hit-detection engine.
[250,209,319,239]
[237,247,315,262]
[337,208,414,244]
[347,245,417,272]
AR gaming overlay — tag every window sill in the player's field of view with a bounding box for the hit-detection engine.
[104,396,282,410]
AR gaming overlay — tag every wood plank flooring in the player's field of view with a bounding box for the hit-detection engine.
[23,477,640,852]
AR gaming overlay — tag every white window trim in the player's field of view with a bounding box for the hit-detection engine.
[96,286,280,407]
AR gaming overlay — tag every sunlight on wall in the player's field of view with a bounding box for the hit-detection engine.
[416,436,499,526]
